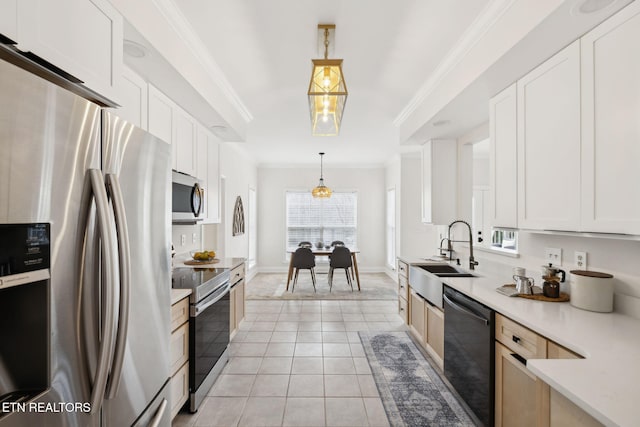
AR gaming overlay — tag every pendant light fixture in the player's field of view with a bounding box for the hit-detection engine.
[308,24,348,136]
[312,152,332,198]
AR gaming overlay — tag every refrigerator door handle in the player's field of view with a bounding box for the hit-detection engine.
[148,399,168,427]
[81,169,118,414]
[105,173,131,399]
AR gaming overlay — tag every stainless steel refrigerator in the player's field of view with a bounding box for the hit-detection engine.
[0,52,171,426]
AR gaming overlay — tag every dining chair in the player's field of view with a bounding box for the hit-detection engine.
[291,247,316,292]
[330,240,345,247]
[329,246,353,292]
[298,241,313,248]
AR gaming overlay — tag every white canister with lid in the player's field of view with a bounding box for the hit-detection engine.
[569,270,614,312]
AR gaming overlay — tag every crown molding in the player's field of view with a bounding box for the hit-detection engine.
[393,0,518,127]
[151,0,253,122]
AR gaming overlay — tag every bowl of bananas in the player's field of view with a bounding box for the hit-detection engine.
[190,250,216,262]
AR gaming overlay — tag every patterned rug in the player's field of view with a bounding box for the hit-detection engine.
[245,272,398,300]
[359,331,476,427]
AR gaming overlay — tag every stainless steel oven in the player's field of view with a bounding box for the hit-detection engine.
[172,267,230,413]
[172,171,204,223]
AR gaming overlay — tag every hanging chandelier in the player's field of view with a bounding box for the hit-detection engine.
[311,152,332,198]
[308,24,348,136]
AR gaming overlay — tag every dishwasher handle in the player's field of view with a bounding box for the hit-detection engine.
[443,293,489,325]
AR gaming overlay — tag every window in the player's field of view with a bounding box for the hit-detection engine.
[386,188,396,269]
[286,191,357,248]
[490,228,518,254]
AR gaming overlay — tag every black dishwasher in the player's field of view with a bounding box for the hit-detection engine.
[443,285,494,427]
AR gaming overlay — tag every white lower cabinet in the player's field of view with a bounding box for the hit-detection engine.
[15,0,122,101]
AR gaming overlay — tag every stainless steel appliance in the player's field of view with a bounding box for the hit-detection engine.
[443,285,494,427]
[172,171,204,224]
[409,265,445,308]
[0,53,171,426]
[171,267,231,412]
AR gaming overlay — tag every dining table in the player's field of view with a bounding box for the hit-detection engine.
[286,247,361,291]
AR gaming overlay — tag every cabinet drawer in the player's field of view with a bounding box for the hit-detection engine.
[398,275,409,301]
[397,260,408,278]
[398,296,408,324]
[170,322,189,376]
[495,314,547,359]
[230,263,245,285]
[170,362,189,419]
[171,297,189,332]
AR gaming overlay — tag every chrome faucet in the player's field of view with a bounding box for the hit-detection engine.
[447,220,479,270]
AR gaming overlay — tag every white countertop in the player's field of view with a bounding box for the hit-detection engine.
[171,288,191,305]
[398,256,640,427]
[173,256,245,270]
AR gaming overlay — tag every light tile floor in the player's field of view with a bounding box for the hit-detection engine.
[172,299,404,427]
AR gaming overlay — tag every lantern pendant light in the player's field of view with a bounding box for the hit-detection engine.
[308,24,348,136]
[311,152,332,198]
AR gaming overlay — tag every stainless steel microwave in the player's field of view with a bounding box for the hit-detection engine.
[172,171,204,223]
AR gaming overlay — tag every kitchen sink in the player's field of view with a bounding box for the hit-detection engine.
[417,264,476,278]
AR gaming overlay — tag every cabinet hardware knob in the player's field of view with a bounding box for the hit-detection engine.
[512,335,521,344]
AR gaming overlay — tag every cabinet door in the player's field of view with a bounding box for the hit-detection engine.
[422,139,457,225]
[148,85,174,155]
[426,305,444,369]
[550,388,602,427]
[174,108,196,176]
[409,288,426,344]
[110,66,147,129]
[0,0,17,42]
[229,286,237,336]
[581,1,640,234]
[17,0,123,101]
[235,280,245,329]
[206,135,221,223]
[196,125,209,220]
[489,83,518,228]
[517,41,581,231]
[495,341,549,427]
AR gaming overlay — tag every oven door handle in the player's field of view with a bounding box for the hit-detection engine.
[193,282,230,317]
[443,293,489,325]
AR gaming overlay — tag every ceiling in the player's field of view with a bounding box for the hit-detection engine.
[173,0,491,166]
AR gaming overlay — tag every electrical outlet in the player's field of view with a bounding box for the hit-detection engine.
[575,251,587,269]
[180,234,186,246]
[544,247,562,265]
[192,233,197,244]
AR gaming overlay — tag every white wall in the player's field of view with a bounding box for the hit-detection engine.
[385,155,402,276]
[171,223,201,256]
[257,166,386,271]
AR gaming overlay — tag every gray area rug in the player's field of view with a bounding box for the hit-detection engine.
[360,331,476,427]
[245,272,398,300]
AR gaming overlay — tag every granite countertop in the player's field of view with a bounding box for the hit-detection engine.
[171,288,191,305]
[398,255,640,427]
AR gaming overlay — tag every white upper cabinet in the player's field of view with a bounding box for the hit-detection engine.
[0,0,17,42]
[173,107,196,176]
[205,132,221,224]
[580,1,640,235]
[16,0,123,101]
[148,84,174,142]
[110,66,147,129]
[422,139,457,225]
[517,41,581,231]
[489,83,518,229]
